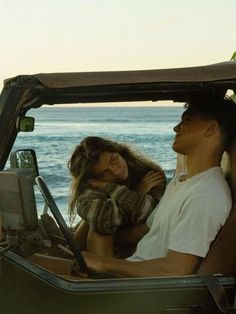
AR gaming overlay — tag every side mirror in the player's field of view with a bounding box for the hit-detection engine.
[10,149,39,179]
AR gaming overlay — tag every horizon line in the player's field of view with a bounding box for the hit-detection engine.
[42,102,184,108]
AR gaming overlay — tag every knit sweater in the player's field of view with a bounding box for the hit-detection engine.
[76,181,166,235]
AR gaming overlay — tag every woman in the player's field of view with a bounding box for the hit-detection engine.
[68,136,166,257]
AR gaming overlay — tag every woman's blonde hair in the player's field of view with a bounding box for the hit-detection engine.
[68,136,163,223]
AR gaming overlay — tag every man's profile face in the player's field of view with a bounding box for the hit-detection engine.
[172,113,213,155]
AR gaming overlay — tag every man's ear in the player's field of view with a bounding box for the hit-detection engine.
[204,121,219,137]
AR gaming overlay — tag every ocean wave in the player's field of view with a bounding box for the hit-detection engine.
[12,107,182,218]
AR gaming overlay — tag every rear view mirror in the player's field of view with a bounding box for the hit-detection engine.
[16,116,35,132]
[10,149,39,179]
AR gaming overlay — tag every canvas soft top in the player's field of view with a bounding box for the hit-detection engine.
[4,61,236,89]
[1,61,236,169]
[1,61,236,109]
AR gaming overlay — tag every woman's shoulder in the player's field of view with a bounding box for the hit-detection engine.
[78,186,107,200]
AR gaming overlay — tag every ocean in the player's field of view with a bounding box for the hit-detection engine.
[11,106,184,223]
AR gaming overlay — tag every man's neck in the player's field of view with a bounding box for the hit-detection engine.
[185,153,222,178]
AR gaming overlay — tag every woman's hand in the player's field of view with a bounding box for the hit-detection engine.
[88,179,108,190]
[137,171,165,194]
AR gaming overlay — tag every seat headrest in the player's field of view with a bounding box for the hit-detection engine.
[0,168,38,231]
[221,144,236,203]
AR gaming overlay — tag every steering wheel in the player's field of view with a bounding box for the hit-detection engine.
[35,176,114,279]
[35,176,89,273]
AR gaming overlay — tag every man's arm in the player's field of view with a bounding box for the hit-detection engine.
[81,250,201,277]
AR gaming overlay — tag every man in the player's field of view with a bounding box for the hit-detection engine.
[79,95,236,278]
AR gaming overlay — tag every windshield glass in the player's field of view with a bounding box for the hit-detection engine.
[7,102,184,224]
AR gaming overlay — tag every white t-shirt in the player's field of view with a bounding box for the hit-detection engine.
[128,167,232,261]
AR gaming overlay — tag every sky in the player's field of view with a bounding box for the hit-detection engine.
[0,0,235,104]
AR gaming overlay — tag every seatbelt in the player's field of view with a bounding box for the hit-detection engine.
[201,275,236,313]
